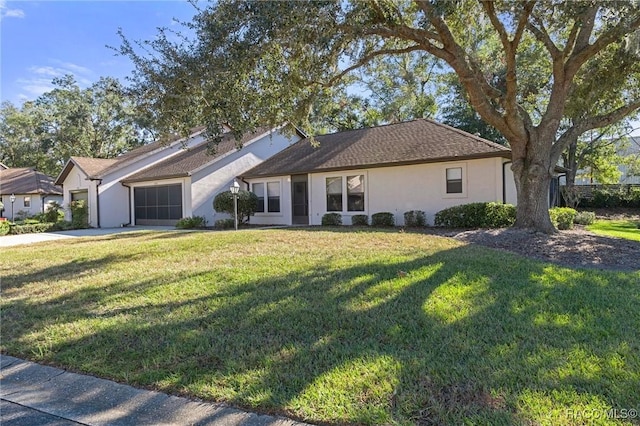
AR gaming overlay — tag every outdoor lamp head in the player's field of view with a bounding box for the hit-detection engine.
[230,180,240,195]
[10,194,15,203]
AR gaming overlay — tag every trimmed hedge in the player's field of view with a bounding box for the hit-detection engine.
[434,202,516,228]
[9,222,57,235]
[371,212,395,227]
[322,213,342,226]
[351,214,369,226]
[549,207,577,230]
[176,216,206,229]
[404,210,427,227]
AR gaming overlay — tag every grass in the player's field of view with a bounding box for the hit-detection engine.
[2,228,639,425]
[588,219,640,242]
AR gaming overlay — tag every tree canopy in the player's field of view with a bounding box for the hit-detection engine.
[119,1,640,232]
[0,76,152,177]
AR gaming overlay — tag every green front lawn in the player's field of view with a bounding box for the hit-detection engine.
[2,229,639,425]
[588,219,640,242]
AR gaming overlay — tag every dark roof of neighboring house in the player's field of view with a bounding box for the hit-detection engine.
[0,168,62,195]
[241,119,511,178]
[122,128,272,183]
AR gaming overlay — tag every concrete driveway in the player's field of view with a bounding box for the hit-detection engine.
[0,226,179,248]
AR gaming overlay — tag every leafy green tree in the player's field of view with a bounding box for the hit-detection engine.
[0,76,152,176]
[0,101,57,173]
[118,1,640,233]
[359,52,439,124]
[440,79,507,145]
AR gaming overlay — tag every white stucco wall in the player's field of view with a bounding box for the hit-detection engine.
[311,158,509,226]
[246,157,516,226]
[192,132,299,226]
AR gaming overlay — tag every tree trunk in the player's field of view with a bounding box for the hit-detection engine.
[511,133,557,234]
[565,140,577,187]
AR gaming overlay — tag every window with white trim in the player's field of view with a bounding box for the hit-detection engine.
[326,177,343,211]
[23,196,31,208]
[446,167,463,194]
[253,183,265,213]
[347,175,365,211]
[251,181,280,213]
[267,182,280,213]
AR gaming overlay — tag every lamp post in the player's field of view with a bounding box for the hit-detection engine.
[9,193,16,221]
[230,180,240,231]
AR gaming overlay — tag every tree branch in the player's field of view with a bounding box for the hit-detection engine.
[414,0,519,140]
[319,45,425,88]
[552,100,640,162]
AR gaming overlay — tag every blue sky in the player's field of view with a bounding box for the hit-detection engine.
[1,1,638,135]
[1,0,197,104]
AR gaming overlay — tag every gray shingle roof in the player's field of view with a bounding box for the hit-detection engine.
[242,119,511,178]
[71,157,119,178]
[0,168,62,195]
[122,128,272,183]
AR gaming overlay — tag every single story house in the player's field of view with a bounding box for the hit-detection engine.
[0,167,63,220]
[55,126,302,227]
[241,119,532,226]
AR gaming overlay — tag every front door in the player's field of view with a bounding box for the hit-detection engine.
[291,175,309,225]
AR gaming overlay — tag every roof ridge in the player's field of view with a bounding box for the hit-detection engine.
[315,119,424,138]
[421,118,510,151]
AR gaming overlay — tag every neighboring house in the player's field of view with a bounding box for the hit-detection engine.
[573,135,640,185]
[55,126,302,227]
[0,168,63,220]
[241,119,527,226]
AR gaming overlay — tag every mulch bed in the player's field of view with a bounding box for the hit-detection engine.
[424,226,639,272]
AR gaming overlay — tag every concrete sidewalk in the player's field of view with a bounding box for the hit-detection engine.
[0,226,179,248]
[0,355,310,426]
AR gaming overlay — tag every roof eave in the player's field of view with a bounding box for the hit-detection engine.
[121,173,190,184]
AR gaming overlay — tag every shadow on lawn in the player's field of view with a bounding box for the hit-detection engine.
[2,241,639,425]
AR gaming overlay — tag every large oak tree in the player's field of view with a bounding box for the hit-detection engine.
[119,0,640,233]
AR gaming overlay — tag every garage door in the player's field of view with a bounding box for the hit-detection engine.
[134,184,183,226]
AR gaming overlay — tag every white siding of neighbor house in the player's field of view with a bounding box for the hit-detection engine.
[0,194,62,220]
[246,157,515,226]
[192,132,299,226]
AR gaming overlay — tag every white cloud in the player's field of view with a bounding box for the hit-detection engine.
[52,60,92,75]
[0,0,25,19]
[16,78,56,98]
[17,61,95,99]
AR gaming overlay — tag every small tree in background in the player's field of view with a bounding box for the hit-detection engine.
[213,190,258,225]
